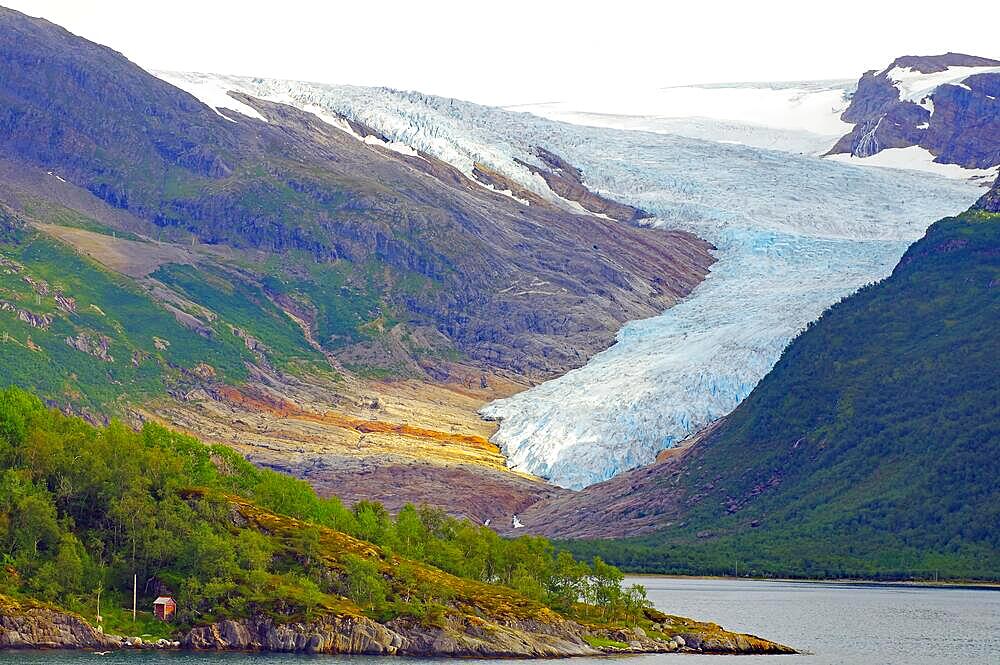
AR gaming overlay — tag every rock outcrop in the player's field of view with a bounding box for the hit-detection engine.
[183,616,405,655]
[975,176,1000,213]
[0,596,118,649]
[182,614,596,657]
[516,147,653,223]
[1,593,793,657]
[829,53,1000,168]
[179,611,792,657]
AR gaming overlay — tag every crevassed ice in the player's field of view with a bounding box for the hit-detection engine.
[475,129,981,489]
[160,74,986,489]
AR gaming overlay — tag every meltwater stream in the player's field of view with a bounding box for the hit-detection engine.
[155,75,988,489]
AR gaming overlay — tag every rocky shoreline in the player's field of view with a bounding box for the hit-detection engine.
[0,595,795,657]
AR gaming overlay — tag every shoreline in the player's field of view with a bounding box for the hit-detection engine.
[627,573,1000,591]
[0,595,796,658]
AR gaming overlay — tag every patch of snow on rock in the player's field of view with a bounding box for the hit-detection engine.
[885,65,1000,102]
[155,71,268,122]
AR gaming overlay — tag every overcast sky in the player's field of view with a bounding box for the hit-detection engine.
[7,0,999,106]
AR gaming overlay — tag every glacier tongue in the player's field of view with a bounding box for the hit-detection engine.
[156,73,987,489]
[476,132,981,488]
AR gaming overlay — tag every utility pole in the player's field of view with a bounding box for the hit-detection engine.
[132,573,137,622]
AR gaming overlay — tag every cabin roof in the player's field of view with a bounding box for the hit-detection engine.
[153,596,175,605]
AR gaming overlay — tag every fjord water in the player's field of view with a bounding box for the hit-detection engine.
[633,577,1000,664]
[4,577,996,665]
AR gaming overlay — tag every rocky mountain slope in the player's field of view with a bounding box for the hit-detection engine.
[976,170,1000,212]
[0,6,712,517]
[0,7,711,380]
[517,193,1000,579]
[828,53,1000,169]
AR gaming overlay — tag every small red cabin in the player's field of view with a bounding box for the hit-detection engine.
[153,596,176,621]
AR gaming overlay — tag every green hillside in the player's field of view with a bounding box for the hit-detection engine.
[569,209,1000,580]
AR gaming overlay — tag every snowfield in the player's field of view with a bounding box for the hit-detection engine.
[156,72,989,489]
[827,146,1000,181]
[507,80,856,155]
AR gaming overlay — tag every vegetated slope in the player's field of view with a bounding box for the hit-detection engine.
[525,198,1000,580]
[0,201,549,521]
[0,387,793,656]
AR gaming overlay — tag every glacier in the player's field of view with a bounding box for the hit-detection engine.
[156,73,989,489]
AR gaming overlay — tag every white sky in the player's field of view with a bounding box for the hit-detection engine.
[6,0,999,106]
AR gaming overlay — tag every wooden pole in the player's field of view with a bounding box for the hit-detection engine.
[132,573,137,622]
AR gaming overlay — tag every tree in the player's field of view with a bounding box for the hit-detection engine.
[341,554,386,612]
[589,556,624,618]
[394,504,426,558]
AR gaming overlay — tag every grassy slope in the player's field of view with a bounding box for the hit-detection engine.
[0,223,253,411]
[0,387,622,649]
[0,387,543,625]
[567,211,1000,580]
[0,199,445,414]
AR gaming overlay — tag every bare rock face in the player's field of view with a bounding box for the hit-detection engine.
[64,332,113,362]
[183,616,405,655]
[0,302,52,329]
[388,615,598,657]
[182,614,598,657]
[0,597,119,649]
[516,147,653,223]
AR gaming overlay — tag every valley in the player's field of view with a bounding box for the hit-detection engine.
[0,4,997,585]
[522,189,1000,579]
[185,69,992,490]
